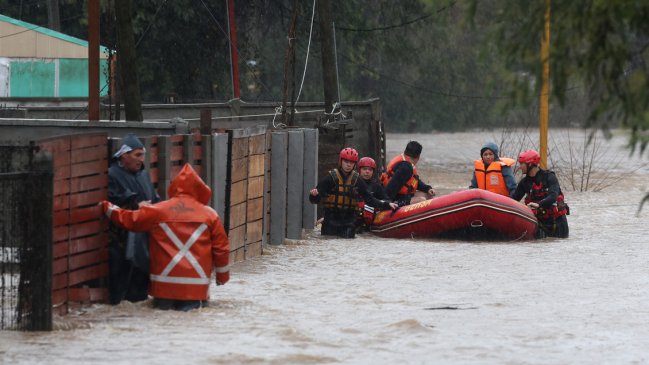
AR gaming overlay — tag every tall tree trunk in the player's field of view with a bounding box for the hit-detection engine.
[282,0,299,126]
[46,0,60,31]
[114,0,143,121]
[317,0,338,122]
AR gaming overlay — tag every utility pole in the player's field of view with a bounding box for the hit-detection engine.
[226,0,241,100]
[88,0,100,121]
[46,0,60,31]
[539,0,551,168]
[281,0,299,126]
[114,0,143,121]
[317,0,338,123]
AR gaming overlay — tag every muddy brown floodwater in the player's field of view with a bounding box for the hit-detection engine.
[1,129,648,365]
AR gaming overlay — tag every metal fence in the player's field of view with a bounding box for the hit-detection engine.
[0,146,52,331]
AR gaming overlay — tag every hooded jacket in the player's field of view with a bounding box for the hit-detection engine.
[108,158,160,273]
[103,163,230,300]
[470,142,517,196]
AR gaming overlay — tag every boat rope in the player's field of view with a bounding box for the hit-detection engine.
[271,106,287,129]
[510,230,528,241]
[295,0,317,106]
[323,102,347,124]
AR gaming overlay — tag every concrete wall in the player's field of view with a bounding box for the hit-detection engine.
[0,119,189,142]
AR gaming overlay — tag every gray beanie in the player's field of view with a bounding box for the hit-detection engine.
[113,133,145,158]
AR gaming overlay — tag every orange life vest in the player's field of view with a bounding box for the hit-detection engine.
[380,154,418,196]
[473,157,515,197]
[322,169,359,211]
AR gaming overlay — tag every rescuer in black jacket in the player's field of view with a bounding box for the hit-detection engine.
[511,149,569,238]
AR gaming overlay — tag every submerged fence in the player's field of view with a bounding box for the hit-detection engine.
[1,127,318,330]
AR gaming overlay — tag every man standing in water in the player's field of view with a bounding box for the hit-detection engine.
[102,163,230,311]
[381,141,435,206]
[310,147,397,238]
[512,149,569,238]
[108,133,160,304]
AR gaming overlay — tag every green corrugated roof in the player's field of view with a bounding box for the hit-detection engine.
[0,14,110,53]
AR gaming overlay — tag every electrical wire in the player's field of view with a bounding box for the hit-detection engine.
[336,1,456,33]
[294,0,317,105]
[0,14,82,39]
[135,0,169,48]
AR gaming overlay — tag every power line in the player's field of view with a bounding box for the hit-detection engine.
[337,13,433,32]
[327,49,505,100]
[0,14,81,39]
[135,0,169,48]
[336,1,456,33]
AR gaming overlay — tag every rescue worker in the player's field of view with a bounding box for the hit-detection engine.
[381,141,435,206]
[511,149,569,238]
[108,133,160,304]
[309,148,398,238]
[356,157,389,230]
[469,142,517,197]
[102,163,230,311]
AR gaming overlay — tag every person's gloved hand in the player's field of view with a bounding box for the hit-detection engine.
[99,201,117,218]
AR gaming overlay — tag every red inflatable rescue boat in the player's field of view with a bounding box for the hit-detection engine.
[370,189,537,240]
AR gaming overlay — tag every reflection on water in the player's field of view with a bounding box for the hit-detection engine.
[1,131,648,365]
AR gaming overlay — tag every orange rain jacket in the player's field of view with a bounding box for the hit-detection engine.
[103,163,230,301]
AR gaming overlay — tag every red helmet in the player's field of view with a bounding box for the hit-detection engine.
[339,147,359,163]
[518,149,541,165]
[357,157,376,170]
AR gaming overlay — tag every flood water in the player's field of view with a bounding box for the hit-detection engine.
[1,130,648,364]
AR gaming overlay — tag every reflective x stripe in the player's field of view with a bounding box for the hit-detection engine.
[215,265,230,273]
[150,274,210,285]
[158,223,208,280]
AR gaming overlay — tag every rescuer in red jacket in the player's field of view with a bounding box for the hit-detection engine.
[102,163,230,311]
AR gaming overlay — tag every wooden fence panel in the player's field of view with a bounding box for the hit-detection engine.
[226,127,267,262]
[38,133,109,314]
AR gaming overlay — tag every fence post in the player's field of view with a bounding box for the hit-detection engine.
[286,130,304,239]
[157,135,171,200]
[270,132,287,245]
[200,109,212,135]
[302,129,318,230]
[201,135,212,187]
[211,133,229,222]
[29,150,53,330]
[182,134,194,166]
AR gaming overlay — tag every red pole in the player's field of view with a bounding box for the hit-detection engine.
[88,0,100,121]
[227,0,240,99]
[539,0,551,169]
